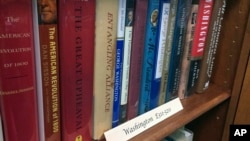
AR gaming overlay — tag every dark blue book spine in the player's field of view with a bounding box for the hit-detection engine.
[112,40,124,127]
[112,0,126,127]
[138,0,160,114]
[150,0,171,109]
[166,0,192,101]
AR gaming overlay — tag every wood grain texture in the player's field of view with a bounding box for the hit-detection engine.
[222,1,250,140]
[234,56,250,124]
[129,84,230,141]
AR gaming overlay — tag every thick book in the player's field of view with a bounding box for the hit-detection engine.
[113,0,126,128]
[184,0,214,96]
[165,0,192,101]
[119,0,135,124]
[195,0,226,93]
[158,0,179,105]
[58,1,95,141]
[127,0,148,120]
[178,0,199,99]
[93,0,118,140]
[34,0,61,140]
[0,0,39,141]
[150,0,171,109]
[138,0,160,114]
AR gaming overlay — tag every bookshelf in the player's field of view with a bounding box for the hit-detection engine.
[129,0,250,140]
[131,84,230,141]
[1,0,249,141]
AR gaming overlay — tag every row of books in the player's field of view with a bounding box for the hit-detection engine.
[0,0,226,141]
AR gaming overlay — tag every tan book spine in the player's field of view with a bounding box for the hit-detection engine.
[158,0,178,105]
[93,0,118,140]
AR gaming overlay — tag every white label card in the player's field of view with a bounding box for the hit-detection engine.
[104,98,183,141]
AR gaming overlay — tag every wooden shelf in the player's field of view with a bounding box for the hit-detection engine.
[130,84,230,141]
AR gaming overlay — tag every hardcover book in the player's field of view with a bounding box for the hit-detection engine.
[119,0,135,124]
[127,0,148,120]
[58,1,95,141]
[0,0,39,140]
[150,0,171,109]
[158,0,179,105]
[178,0,199,99]
[185,0,214,96]
[191,0,214,59]
[93,0,118,140]
[195,0,226,93]
[138,0,160,114]
[34,0,61,140]
[113,0,126,128]
[165,0,192,101]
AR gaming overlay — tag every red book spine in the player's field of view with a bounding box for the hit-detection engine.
[192,0,214,58]
[58,1,95,141]
[35,0,61,140]
[0,1,39,141]
[127,0,148,120]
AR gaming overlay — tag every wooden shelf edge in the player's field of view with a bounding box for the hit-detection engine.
[130,84,231,141]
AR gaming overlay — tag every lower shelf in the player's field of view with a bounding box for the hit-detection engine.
[130,83,231,141]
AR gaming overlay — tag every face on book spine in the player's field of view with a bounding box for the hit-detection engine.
[37,0,57,24]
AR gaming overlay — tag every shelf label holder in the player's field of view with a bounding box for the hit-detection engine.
[104,98,183,141]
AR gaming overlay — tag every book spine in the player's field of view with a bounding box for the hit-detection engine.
[165,0,192,101]
[58,1,95,141]
[158,0,179,105]
[186,0,214,96]
[138,0,160,114]
[150,0,171,110]
[191,0,214,59]
[93,0,118,140]
[35,0,61,140]
[195,0,226,93]
[178,0,199,99]
[0,0,39,141]
[127,0,148,120]
[120,0,135,124]
[113,0,126,128]
[32,0,45,140]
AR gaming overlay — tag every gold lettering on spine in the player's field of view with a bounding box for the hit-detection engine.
[49,27,59,133]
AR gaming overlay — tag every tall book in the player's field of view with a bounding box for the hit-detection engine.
[150,0,171,109]
[178,0,199,99]
[58,1,95,141]
[165,0,192,101]
[195,0,226,93]
[34,0,61,140]
[93,0,118,140]
[138,0,160,114]
[127,0,148,120]
[158,0,179,105]
[113,0,126,128]
[0,0,39,141]
[184,0,214,96]
[119,0,135,124]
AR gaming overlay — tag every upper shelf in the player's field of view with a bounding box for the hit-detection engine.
[130,83,230,141]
